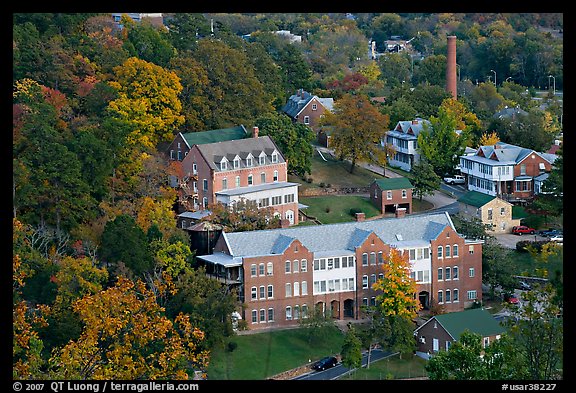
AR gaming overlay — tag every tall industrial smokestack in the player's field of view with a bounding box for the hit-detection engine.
[446,35,457,100]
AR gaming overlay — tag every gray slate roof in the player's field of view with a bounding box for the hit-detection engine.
[215,212,455,258]
[281,90,334,118]
[196,136,285,171]
[467,142,552,166]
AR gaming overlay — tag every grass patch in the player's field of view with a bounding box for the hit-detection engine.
[207,325,345,380]
[340,352,428,380]
[510,245,563,277]
[300,195,381,224]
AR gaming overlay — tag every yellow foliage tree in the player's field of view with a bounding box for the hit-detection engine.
[479,130,500,147]
[49,277,209,380]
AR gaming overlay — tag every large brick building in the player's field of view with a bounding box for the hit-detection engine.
[178,126,300,225]
[196,212,484,331]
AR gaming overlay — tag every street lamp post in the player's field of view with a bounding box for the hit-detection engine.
[548,75,556,95]
[506,76,512,83]
[490,69,497,86]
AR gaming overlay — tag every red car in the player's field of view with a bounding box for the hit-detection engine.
[512,225,536,235]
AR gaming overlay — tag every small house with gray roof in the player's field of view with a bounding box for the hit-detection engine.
[282,89,334,131]
[196,211,484,331]
[179,126,300,225]
[457,191,520,234]
[383,118,430,172]
[414,308,506,359]
[458,141,557,204]
[369,177,414,215]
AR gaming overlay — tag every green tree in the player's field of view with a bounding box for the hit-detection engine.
[481,237,517,298]
[409,160,441,202]
[532,145,563,217]
[123,18,175,67]
[256,112,315,177]
[341,325,362,371]
[166,13,211,52]
[320,93,390,173]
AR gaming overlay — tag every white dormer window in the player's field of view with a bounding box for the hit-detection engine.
[246,154,253,167]
[271,151,279,163]
[259,152,266,165]
[220,158,228,171]
[234,156,241,169]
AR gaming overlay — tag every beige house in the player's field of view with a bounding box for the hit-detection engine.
[457,191,520,234]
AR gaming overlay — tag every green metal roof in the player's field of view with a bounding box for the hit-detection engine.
[457,190,496,207]
[434,308,506,341]
[182,125,247,146]
[373,177,413,190]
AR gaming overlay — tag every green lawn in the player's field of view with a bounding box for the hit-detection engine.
[207,325,345,380]
[341,353,428,380]
[300,195,381,224]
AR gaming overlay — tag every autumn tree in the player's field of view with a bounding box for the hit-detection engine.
[203,199,281,232]
[320,93,390,173]
[373,248,421,358]
[48,277,209,380]
[479,130,500,146]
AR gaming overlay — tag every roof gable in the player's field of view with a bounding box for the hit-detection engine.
[373,177,414,190]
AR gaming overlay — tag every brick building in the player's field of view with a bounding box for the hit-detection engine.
[369,177,414,215]
[196,212,484,331]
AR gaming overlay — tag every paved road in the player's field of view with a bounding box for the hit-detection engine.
[293,348,396,380]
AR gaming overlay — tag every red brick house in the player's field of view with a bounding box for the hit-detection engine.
[414,308,506,359]
[196,212,484,332]
[369,177,414,215]
[178,126,300,225]
[281,89,334,131]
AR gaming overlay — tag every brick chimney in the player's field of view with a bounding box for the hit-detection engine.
[355,212,365,222]
[253,126,259,138]
[395,207,406,218]
[446,35,457,100]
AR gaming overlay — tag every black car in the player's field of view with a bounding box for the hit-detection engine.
[538,228,562,237]
[313,356,338,371]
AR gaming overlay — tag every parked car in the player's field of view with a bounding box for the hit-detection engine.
[549,234,563,244]
[313,356,338,371]
[538,228,562,237]
[518,281,532,291]
[443,174,466,185]
[512,225,536,235]
[503,293,520,304]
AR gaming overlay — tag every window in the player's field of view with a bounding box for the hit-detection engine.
[234,157,240,169]
[467,290,477,300]
[235,176,240,188]
[520,164,526,176]
[203,179,208,191]
[379,273,384,280]
[260,309,266,322]
[362,253,368,266]
[193,181,197,192]
[302,305,308,319]
[267,262,273,276]
[445,289,451,302]
[259,286,265,299]
[327,258,333,270]
[453,289,459,302]
[259,263,265,276]
[469,267,475,278]
[220,160,227,171]
[312,103,317,111]
[335,279,341,291]
[202,197,208,208]
[487,208,493,220]
[294,282,300,296]
[437,246,443,258]
[259,197,269,207]
[438,291,443,303]
[268,308,274,322]
[259,155,266,165]
[370,252,376,265]
[177,151,182,160]
[362,298,368,306]
[328,280,334,292]
[252,310,257,323]
[272,152,279,163]
[250,264,257,276]
[301,281,308,295]
[370,297,376,306]
[261,172,266,183]
[170,150,174,160]
[370,274,377,286]
[334,257,340,269]
[285,283,292,297]
[301,259,307,272]
[273,170,278,181]
[453,245,459,257]
[285,261,291,273]
[246,157,253,167]
[438,268,443,281]
[285,194,295,203]
[374,189,378,199]
[362,275,369,289]
[349,278,354,290]
[500,207,505,216]
[285,307,292,320]
[294,305,300,320]
[304,116,310,124]
[402,189,407,198]
[222,178,228,190]
[445,267,451,280]
[272,196,282,205]
[248,174,253,185]
[251,287,257,300]
[469,245,474,254]
[267,285,273,298]
[378,251,383,265]
[453,266,458,280]
[293,260,299,273]
[193,163,197,175]
[387,190,392,200]
[445,245,451,258]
